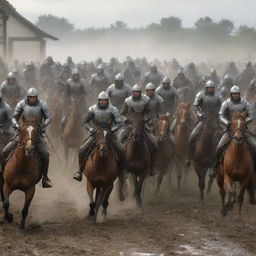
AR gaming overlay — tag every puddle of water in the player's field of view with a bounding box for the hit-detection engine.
[119,252,164,256]
[175,245,202,255]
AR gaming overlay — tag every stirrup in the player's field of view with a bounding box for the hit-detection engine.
[184,159,191,169]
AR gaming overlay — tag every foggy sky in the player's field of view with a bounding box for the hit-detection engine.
[8,0,256,29]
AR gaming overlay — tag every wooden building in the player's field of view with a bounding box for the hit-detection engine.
[0,0,58,64]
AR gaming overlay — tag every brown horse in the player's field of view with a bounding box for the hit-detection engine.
[62,98,84,168]
[193,118,219,200]
[217,112,256,217]
[84,128,119,222]
[173,103,195,190]
[2,118,42,229]
[121,113,151,207]
[154,114,175,193]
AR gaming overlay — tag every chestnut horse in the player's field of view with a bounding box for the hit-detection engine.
[217,112,256,217]
[62,98,84,168]
[84,128,119,222]
[173,103,195,190]
[154,114,175,193]
[2,118,42,229]
[121,113,151,208]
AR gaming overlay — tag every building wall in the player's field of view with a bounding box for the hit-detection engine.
[6,16,45,64]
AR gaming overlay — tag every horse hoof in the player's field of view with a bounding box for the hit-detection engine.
[19,224,25,230]
[249,200,256,205]
[6,213,13,223]
[225,202,234,210]
[221,209,227,217]
[89,210,95,216]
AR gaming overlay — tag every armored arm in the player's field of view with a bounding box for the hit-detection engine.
[83,109,94,132]
[245,101,253,124]
[111,107,123,132]
[219,101,230,126]
[193,92,203,117]
[41,102,52,128]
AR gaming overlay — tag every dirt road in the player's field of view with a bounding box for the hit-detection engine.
[0,159,255,256]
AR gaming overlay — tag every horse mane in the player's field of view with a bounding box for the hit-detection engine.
[22,117,40,126]
[231,111,247,120]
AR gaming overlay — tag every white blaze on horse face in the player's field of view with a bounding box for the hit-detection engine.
[237,119,241,129]
[27,126,34,139]
[103,130,107,138]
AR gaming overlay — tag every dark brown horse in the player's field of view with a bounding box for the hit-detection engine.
[154,114,175,193]
[84,128,119,222]
[173,103,195,190]
[2,118,42,229]
[217,112,256,217]
[193,118,219,200]
[121,113,151,207]
[62,98,84,168]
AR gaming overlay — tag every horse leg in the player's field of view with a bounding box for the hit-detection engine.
[0,171,4,202]
[102,184,113,218]
[217,174,227,216]
[63,145,69,171]
[207,172,215,194]
[176,162,183,191]
[137,174,146,209]
[94,186,111,223]
[224,174,234,210]
[20,186,35,229]
[156,172,164,194]
[118,175,126,202]
[3,184,13,223]
[247,176,256,205]
[197,167,207,200]
[87,182,95,217]
[237,179,249,217]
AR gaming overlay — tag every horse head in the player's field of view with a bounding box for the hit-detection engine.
[95,127,111,157]
[156,113,171,142]
[20,117,40,157]
[131,113,145,142]
[177,103,191,127]
[231,111,247,144]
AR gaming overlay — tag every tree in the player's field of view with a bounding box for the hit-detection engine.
[110,21,128,30]
[36,15,75,37]
[160,16,182,32]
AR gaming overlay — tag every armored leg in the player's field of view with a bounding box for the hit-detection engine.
[118,127,130,143]
[73,136,95,182]
[211,131,232,176]
[36,139,51,188]
[170,118,177,133]
[185,121,203,168]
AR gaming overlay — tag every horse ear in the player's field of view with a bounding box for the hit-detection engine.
[186,103,190,108]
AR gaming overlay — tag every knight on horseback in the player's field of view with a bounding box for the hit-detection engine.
[214,85,256,171]
[118,84,158,174]
[184,80,223,169]
[2,88,52,188]
[73,91,125,182]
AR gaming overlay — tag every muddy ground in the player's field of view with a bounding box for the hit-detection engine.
[0,153,255,256]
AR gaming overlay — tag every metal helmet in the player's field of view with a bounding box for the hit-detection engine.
[177,68,184,75]
[210,69,216,74]
[205,80,215,88]
[7,72,16,79]
[115,73,123,81]
[224,74,231,80]
[27,87,38,97]
[98,91,109,100]
[67,56,72,62]
[132,84,142,92]
[97,64,104,70]
[145,82,156,90]
[162,77,170,84]
[72,69,79,75]
[150,63,157,68]
[26,60,34,66]
[63,62,69,68]
[230,85,240,94]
